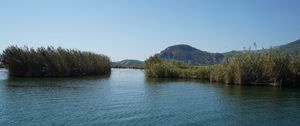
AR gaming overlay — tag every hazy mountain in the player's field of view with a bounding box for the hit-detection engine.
[158,44,224,65]
[277,39,300,55]
[112,59,144,69]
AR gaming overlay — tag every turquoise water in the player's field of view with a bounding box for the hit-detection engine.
[0,68,299,126]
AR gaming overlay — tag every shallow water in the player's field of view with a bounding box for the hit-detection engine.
[0,68,299,126]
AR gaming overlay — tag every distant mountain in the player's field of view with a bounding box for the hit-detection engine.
[277,39,300,55]
[157,39,300,66]
[222,50,241,57]
[112,59,144,69]
[158,44,224,65]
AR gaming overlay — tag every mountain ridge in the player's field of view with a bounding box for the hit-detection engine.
[112,59,144,69]
[157,39,300,65]
[158,44,223,65]
[277,39,300,55]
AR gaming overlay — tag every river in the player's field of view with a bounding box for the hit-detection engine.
[0,68,299,125]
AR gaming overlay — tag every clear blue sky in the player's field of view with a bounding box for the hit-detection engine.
[1,0,300,61]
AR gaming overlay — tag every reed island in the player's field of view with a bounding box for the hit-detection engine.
[1,46,111,77]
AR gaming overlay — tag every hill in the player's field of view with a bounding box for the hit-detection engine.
[112,59,144,69]
[277,39,300,55]
[158,44,224,65]
[158,39,300,65]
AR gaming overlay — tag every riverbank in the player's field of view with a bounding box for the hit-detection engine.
[145,50,300,87]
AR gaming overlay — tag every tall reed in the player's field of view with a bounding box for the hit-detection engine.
[1,46,111,77]
[145,50,300,86]
[145,55,210,80]
[211,50,292,85]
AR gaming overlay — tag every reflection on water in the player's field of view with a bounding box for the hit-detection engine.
[0,68,299,126]
[145,77,210,84]
[5,75,110,88]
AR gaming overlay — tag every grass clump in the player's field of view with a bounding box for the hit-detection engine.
[1,46,111,77]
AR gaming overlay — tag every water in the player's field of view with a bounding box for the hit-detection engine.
[0,68,299,126]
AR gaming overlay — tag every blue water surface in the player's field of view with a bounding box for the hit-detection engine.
[0,68,299,126]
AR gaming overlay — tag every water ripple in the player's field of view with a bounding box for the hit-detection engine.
[0,69,299,126]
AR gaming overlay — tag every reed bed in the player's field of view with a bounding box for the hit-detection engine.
[1,46,111,77]
[145,56,210,80]
[145,50,300,86]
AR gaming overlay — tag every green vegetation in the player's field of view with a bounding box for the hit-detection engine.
[145,50,300,86]
[112,59,144,69]
[0,54,3,68]
[277,39,300,55]
[145,55,210,80]
[157,39,300,66]
[112,64,144,69]
[158,44,224,65]
[1,46,111,77]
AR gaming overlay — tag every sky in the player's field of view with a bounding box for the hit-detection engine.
[0,0,300,61]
